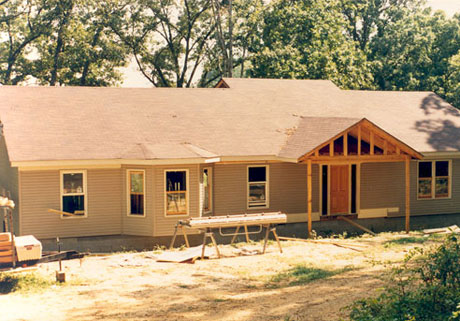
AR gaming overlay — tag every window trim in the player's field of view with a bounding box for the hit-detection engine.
[417,160,452,200]
[164,169,190,217]
[202,167,213,215]
[60,170,88,219]
[127,169,146,218]
[247,165,269,209]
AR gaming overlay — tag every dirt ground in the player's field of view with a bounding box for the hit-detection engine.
[1,232,443,321]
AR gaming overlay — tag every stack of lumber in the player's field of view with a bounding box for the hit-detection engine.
[0,232,14,264]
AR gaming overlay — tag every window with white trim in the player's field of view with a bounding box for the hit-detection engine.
[61,171,86,217]
[128,170,145,216]
[248,166,268,208]
[165,170,188,215]
[418,160,451,199]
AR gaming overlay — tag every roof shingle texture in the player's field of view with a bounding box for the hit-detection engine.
[1,77,459,162]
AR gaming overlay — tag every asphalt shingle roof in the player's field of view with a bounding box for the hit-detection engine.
[0,78,459,162]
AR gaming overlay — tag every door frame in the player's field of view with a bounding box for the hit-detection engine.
[319,163,360,215]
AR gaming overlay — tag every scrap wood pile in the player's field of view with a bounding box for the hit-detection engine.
[0,232,15,264]
[278,236,369,252]
[423,225,460,235]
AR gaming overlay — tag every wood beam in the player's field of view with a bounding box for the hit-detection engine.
[329,142,334,157]
[308,155,407,163]
[370,131,374,155]
[344,134,348,156]
[384,140,388,155]
[307,159,312,238]
[358,126,361,156]
[405,156,411,233]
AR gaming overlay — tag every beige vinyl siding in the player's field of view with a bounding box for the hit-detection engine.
[122,166,154,236]
[360,159,460,217]
[360,162,405,215]
[153,164,200,237]
[0,136,19,234]
[213,163,318,216]
[20,169,122,238]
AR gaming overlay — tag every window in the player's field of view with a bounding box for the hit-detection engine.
[418,161,451,199]
[165,170,188,215]
[61,171,86,218]
[248,166,268,208]
[128,170,145,216]
[202,168,212,213]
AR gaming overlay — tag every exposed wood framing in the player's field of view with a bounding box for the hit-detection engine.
[370,131,375,155]
[358,125,361,156]
[344,134,348,156]
[337,216,376,236]
[307,159,312,238]
[299,118,422,163]
[405,156,411,233]
[310,155,409,163]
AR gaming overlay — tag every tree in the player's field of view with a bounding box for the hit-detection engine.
[446,51,460,108]
[108,0,215,87]
[341,0,423,51]
[0,0,53,84]
[368,8,460,105]
[32,0,128,86]
[199,0,264,86]
[248,0,374,89]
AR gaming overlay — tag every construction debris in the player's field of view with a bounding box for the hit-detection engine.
[156,246,216,263]
[278,236,366,252]
[423,225,460,235]
[337,216,376,236]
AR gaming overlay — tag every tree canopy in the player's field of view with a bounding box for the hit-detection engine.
[0,0,459,108]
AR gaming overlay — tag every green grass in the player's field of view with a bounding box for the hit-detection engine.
[0,273,55,294]
[384,236,429,247]
[266,264,354,288]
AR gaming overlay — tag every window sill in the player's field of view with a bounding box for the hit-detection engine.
[60,215,87,220]
[416,196,452,201]
[127,214,146,218]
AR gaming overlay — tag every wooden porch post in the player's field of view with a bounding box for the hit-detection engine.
[405,156,411,233]
[307,159,312,238]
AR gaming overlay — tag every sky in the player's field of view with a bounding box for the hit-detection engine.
[120,0,460,88]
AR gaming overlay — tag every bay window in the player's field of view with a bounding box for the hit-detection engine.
[128,170,145,216]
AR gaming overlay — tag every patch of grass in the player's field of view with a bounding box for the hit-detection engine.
[266,264,354,288]
[177,284,190,289]
[384,236,428,247]
[213,298,227,303]
[0,273,55,294]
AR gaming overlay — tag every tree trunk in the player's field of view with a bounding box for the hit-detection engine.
[228,0,233,77]
[80,27,102,86]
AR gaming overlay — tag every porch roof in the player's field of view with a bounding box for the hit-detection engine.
[280,117,423,162]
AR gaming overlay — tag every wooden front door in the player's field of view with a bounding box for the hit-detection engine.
[330,165,349,214]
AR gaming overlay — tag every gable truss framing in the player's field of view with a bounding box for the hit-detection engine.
[299,118,423,164]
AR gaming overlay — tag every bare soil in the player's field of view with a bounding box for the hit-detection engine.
[1,232,441,321]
